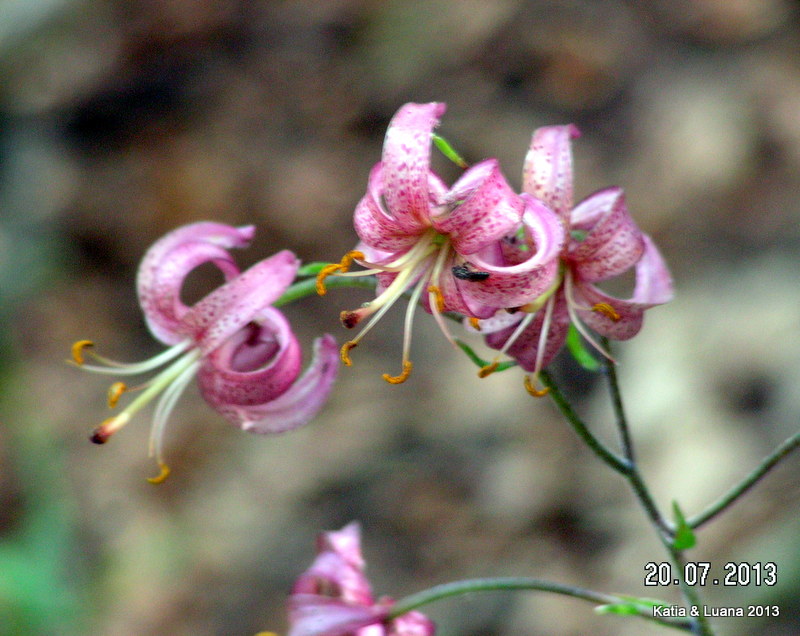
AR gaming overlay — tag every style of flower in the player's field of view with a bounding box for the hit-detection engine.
[317,102,563,383]
[477,125,674,393]
[287,522,435,636]
[71,222,339,482]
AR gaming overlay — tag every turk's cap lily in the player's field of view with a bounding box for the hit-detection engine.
[287,522,435,636]
[73,222,338,480]
[322,102,564,383]
[478,124,673,381]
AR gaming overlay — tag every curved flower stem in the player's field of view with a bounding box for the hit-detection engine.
[273,274,377,307]
[387,577,694,631]
[539,370,629,475]
[601,338,635,463]
[688,428,800,530]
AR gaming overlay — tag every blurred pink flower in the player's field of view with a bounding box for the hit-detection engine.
[72,222,338,482]
[477,125,673,392]
[287,522,434,636]
[318,102,562,384]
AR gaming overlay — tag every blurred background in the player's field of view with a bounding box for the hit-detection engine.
[1,0,799,634]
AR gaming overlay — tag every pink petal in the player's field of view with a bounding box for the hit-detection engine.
[136,222,255,345]
[317,522,366,571]
[574,235,673,340]
[354,164,426,253]
[381,102,446,229]
[432,159,523,255]
[178,250,299,354]
[387,610,436,636]
[196,307,302,411]
[458,195,564,309]
[221,334,339,434]
[287,595,386,636]
[485,292,571,372]
[522,124,580,221]
[569,188,645,282]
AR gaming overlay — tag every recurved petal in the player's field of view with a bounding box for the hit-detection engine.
[432,159,523,255]
[573,236,672,339]
[522,124,580,221]
[217,334,339,434]
[178,250,299,354]
[197,308,302,412]
[137,222,255,345]
[317,522,366,571]
[569,188,645,282]
[459,195,564,309]
[381,102,446,228]
[354,164,425,253]
[287,595,386,636]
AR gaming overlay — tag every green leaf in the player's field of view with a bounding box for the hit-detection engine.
[432,134,468,169]
[454,339,516,373]
[672,501,697,550]
[566,324,601,371]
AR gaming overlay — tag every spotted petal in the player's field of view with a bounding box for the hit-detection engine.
[522,124,579,222]
[212,334,339,434]
[381,102,446,230]
[137,222,255,345]
[287,595,386,636]
[432,159,523,255]
[568,187,645,282]
[177,250,299,354]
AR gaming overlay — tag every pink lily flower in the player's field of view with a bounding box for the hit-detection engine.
[317,102,563,384]
[287,522,435,636]
[478,125,673,393]
[71,222,338,482]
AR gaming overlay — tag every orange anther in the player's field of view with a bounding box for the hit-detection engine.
[107,382,127,408]
[427,285,445,313]
[146,462,171,485]
[591,302,621,322]
[340,341,357,366]
[468,317,481,330]
[524,375,550,398]
[382,360,413,384]
[478,360,499,378]
[315,251,365,295]
[71,340,94,365]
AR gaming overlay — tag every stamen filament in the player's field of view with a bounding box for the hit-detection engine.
[563,273,616,364]
[72,339,193,375]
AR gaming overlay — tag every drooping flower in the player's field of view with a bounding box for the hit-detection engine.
[71,222,339,482]
[317,102,563,383]
[287,522,435,636]
[477,125,674,392]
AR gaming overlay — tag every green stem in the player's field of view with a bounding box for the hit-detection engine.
[539,370,629,474]
[688,429,800,530]
[601,339,635,462]
[387,577,693,631]
[273,274,376,308]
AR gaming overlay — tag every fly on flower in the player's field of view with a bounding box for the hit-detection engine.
[317,102,563,384]
[71,222,339,483]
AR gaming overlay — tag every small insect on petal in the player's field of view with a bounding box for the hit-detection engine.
[451,264,490,281]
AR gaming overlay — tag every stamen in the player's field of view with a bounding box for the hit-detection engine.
[316,251,365,295]
[427,285,445,313]
[468,317,481,330]
[340,341,356,366]
[591,302,621,322]
[382,360,412,384]
[107,382,127,408]
[524,375,550,397]
[146,462,171,485]
[90,413,130,444]
[478,359,500,378]
[72,340,94,365]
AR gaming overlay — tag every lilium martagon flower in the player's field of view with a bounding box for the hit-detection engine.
[286,522,435,636]
[472,125,674,394]
[70,222,339,483]
[316,102,564,385]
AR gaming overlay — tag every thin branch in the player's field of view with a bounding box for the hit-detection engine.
[688,429,800,530]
